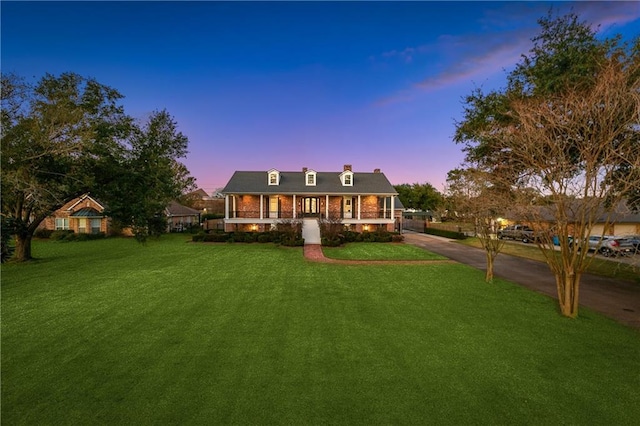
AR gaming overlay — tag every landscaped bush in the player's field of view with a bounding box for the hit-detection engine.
[34,229,54,239]
[257,233,273,243]
[321,237,342,247]
[425,227,467,240]
[50,230,75,241]
[50,231,107,242]
[319,226,400,246]
[391,233,404,243]
[204,233,230,243]
[281,237,304,247]
[192,229,304,246]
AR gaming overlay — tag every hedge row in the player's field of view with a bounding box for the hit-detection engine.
[424,228,467,240]
[192,231,304,247]
[42,230,108,242]
[321,230,404,247]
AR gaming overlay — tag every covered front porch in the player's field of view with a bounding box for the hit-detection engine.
[223,194,396,232]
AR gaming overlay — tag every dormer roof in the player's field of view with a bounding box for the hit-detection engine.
[268,168,281,185]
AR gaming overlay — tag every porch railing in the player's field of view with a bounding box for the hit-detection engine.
[228,209,394,220]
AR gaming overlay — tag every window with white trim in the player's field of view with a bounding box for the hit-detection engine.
[268,170,280,185]
[305,170,316,186]
[340,171,353,186]
[55,218,69,230]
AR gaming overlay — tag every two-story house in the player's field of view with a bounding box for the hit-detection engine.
[221,165,398,232]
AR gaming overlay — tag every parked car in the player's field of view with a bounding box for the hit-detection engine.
[586,235,634,257]
[623,235,640,252]
[498,225,535,243]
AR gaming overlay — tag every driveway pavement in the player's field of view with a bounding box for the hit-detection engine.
[402,231,640,330]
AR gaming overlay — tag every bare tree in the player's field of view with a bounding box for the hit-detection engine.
[446,168,511,282]
[487,58,640,317]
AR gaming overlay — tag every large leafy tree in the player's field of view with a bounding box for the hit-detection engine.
[1,72,131,261]
[1,73,196,260]
[394,182,443,212]
[454,13,640,318]
[101,110,196,241]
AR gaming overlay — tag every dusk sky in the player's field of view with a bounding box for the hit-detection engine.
[3,1,639,194]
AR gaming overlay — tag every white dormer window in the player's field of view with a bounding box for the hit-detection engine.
[340,170,353,186]
[268,169,280,186]
[305,169,316,186]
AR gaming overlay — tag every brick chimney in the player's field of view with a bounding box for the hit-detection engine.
[343,164,352,172]
[374,168,381,173]
[302,167,308,173]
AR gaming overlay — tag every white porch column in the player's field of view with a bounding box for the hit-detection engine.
[391,196,395,226]
[233,196,237,218]
[225,195,229,220]
[357,195,361,220]
[293,195,296,218]
[383,196,387,219]
[260,195,264,220]
[325,195,329,218]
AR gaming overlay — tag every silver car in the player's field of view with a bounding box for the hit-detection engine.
[587,235,634,257]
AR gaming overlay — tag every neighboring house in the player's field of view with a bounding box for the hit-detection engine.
[185,188,225,215]
[221,165,399,232]
[165,201,201,232]
[41,195,202,235]
[590,202,640,237]
[501,200,640,238]
[40,193,109,234]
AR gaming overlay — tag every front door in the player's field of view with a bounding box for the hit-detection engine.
[303,197,318,216]
[343,197,352,219]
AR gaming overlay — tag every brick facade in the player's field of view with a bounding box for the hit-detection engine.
[39,195,109,234]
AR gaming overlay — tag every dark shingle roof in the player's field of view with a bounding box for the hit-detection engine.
[222,171,397,195]
[70,207,103,217]
[165,201,201,217]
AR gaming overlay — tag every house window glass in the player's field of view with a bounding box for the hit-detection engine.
[91,219,101,234]
[55,218,69,230]
[269,173,278,185]
[78,218,87,234]
[307,174,315,185]
[345,174,352,185]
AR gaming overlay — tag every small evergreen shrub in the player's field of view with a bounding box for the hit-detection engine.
[34,229,54,239]
[51,230,75,241]
[425,228,467,240]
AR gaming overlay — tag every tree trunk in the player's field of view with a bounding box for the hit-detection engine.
[13,234,33,262]
[555,271,581,318]
[485,251,495,282]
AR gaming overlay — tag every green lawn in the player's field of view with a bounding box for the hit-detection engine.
[2,236,639,425]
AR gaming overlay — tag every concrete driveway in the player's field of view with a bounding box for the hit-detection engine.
[402,231,640,330]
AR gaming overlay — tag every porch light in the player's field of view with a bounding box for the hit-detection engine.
[363,225,369,231]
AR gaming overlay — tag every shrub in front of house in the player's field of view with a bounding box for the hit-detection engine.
[50,231,106,242]
[50,230,75,241]
[205,233,231,243]
[425,228,467,240]
[34,229,54,239]
[319,228,401,246]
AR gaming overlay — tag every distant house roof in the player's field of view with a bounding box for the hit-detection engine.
[70,207,103,217]
[189,188,211,199]
[165,201,201,217]
[222,170,397,195]
[67,193,105,211]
